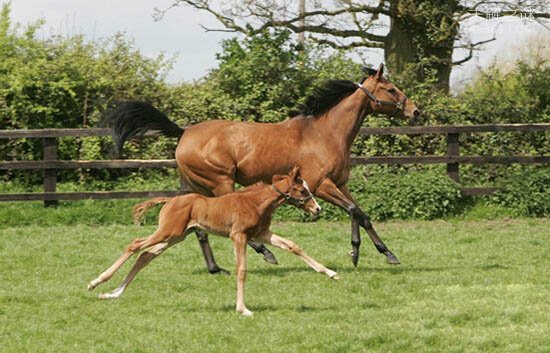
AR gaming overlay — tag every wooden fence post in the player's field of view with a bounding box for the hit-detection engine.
[43,137,58,207]
[446,133,460,182]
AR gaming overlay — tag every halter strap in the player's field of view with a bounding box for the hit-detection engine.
[355,82,407,117]
[271,184,313,205]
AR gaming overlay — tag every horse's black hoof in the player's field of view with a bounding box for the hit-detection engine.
[386,252,400,265]
[263,252,279,265]
[209,267,230,275]
[348,250,359,267]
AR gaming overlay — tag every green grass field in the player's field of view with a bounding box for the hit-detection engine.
[1,218,549,353]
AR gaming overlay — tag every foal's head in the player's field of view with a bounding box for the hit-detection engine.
[272,166,321,217]
[362,63,420,121]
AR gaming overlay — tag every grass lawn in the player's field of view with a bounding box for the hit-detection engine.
[1,218,549,353]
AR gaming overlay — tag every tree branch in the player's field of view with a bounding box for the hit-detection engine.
[172,0,387,45]
[311,37,384,49]
[452,37,497,65]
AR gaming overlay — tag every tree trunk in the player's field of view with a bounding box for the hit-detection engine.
[384,0,458,92]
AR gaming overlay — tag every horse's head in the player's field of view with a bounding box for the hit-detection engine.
[272,166,321,217]
[361,64,420,121]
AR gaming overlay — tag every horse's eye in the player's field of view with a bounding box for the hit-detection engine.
[388,88,397,94]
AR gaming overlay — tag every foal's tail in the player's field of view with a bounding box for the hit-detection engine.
[103,101,185,154]
[132,197,172,225]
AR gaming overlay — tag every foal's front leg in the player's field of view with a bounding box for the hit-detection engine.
[231,232,252,317]
[259,232,339,280]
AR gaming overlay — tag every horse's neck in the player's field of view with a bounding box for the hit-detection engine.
[316,90,372,151]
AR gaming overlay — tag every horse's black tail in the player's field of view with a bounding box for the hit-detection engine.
[103,101,184,154]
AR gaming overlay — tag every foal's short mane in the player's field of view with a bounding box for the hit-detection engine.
[235,182,268,193]
[290,79,364,118]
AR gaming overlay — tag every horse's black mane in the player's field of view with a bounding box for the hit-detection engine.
[290,79,362,118]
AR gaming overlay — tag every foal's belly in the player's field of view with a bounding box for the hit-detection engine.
[186,221,230,238]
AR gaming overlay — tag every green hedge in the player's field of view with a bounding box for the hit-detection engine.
[274,167,465,222]
[490,167,550,217]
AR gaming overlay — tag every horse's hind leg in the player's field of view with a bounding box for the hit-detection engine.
[196,230,230,275]
[260,232,339,280]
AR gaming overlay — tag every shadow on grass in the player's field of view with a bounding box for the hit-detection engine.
[178,302,343,314]
[186,262,508,278]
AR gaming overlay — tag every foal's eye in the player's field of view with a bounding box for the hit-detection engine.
[388,88,397,94]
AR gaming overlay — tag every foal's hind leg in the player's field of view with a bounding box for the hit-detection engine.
[98,236,185,299]
[88,230,172,291]
[87,236,149,291]
[259,232,339,280]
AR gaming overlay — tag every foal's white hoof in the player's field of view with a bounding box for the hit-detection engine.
[98,290,122,300]
[87,282,96,291]
[238,309,254,317]
[327,270,340,280]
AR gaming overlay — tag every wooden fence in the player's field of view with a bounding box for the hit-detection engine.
[0,124,549,206]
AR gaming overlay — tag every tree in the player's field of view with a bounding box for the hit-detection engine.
[157,0,549,91]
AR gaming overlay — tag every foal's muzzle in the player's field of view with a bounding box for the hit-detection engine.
[305,199,322,218]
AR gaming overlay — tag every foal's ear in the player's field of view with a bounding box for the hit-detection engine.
[272,174,285,184]
[289,165,301,180]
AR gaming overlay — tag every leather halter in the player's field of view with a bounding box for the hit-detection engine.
[355,82,407,117]
[271,184,313,205]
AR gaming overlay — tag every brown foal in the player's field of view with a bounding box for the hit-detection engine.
[107,63,420,273]
[88,167,338,316]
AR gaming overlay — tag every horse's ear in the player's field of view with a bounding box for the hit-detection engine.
[375,63,384,80]
[361,66,377,77]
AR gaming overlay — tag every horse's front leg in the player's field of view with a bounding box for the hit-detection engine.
[340,185,400,265]
[315,179,400,266]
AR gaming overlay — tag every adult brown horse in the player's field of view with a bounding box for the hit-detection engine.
[107,64,420,273]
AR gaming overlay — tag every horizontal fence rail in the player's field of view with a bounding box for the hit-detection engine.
[0,123,549,204]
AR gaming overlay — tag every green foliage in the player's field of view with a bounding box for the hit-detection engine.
[490,167,550,217]
[358,58,550,184]
[209,30,310,122]
[352,166,464,221]
[0,4,175,183]
[272,166,464,222]
[178,30,363,123]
